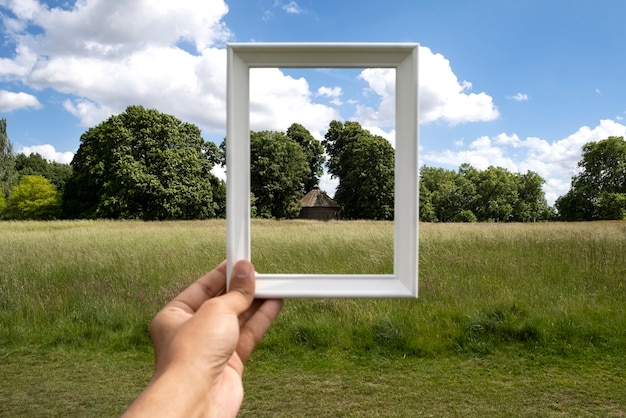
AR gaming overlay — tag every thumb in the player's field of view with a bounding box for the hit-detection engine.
[222,260,256,315]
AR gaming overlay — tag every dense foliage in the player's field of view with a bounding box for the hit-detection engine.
[15,152,73,192]
[62,106,224,220]
[285,123,325,193]
[4,108,624,222]
[420,164,552,222]
[4,175,61,220]
[249,130,309,218]
[555,136,626,220]
[0,118,18,198]
[323,120,395,220]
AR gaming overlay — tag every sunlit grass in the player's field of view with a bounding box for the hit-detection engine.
[251,219,393,274]
[1,220,625,416]
[0,220,226,350]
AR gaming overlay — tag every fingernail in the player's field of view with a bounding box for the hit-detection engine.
[234,261,252,279]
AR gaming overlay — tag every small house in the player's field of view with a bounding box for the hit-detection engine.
[299,187,340,221]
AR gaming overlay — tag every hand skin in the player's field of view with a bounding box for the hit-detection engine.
[122,260,283,418]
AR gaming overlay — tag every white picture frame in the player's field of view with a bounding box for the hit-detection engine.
[226,43,419,298]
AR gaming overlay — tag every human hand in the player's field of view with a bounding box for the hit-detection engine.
[123,260,283,418]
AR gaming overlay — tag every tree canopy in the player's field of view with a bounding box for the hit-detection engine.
[285,123,325,193]
[323,120,395,220]
[0,118,18,198]
[420,164,552,222]
[555,136,626,220]
[1,110,573,222]
[62,105,224,220]
[4,175,61,220]
[249,130,309,219]
[15,152,73,193]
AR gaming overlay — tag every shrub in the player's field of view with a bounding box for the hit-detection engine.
[5,175,62,220]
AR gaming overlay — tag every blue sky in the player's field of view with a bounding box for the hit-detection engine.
[1,0,625,204]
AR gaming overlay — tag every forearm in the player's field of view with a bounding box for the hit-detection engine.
[122,367,210,418]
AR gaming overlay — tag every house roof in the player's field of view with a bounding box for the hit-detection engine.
[301,187,339,208]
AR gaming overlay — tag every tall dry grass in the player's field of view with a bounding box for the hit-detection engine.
[2,220,625,417]
[1,220,624,357]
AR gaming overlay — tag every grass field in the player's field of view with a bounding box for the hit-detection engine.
[1,220,625,416]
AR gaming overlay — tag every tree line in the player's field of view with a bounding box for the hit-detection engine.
[1,107,625,221]
[420,164,554,222]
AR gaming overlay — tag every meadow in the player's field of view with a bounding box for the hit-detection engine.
[0,220,625,416]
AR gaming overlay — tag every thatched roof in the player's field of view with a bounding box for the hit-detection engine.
[301,187,339,208]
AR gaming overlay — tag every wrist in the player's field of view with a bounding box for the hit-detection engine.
[124,365,212,418]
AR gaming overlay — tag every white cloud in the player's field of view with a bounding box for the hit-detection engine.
[317,86,343,106]
[422,119,626,205]
[1,1,502,165]
[355,68,395,127]
[1,0,231,134]
[63,98,114,127]
[281,1,304,14]
[418,46,499,125]
[250,68,340,137]
[318,171,338,199]
[354,46,499,128]
[34,0,230,55]
[508,93,529,101]
[211,165,226,182]
[317,86,342,98]
[18,144,74,164]
[0,45,38,79]
[0,90,42,111]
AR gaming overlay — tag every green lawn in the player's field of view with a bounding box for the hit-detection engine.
[1,220,624,416]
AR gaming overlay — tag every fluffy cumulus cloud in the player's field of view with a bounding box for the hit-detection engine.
[250,68,340,137]
[418,46,499,125]
[18,144,74,164]
[0,0,498,140]
[1,2,502,144]
[354,46,499,129]
[0,90,41,111]
[0,0,231,135]
[422,119,626,204]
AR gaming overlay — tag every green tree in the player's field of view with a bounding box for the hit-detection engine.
[512,170,551,222]
[556,136,626,221]
[5,175,62,220]
[15,152,48,175]
[595,191,626,220]
[418,163,551,223]
[62,105,223,220]
[0,118,18,198]
[285,123,325,193]
[0,192,5,217]
[250,130,308,219]
[15,152,73,192]
[323,120,394,220]
[419,183,436,222]
[462,165,519,222]
[419,166,475,222]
